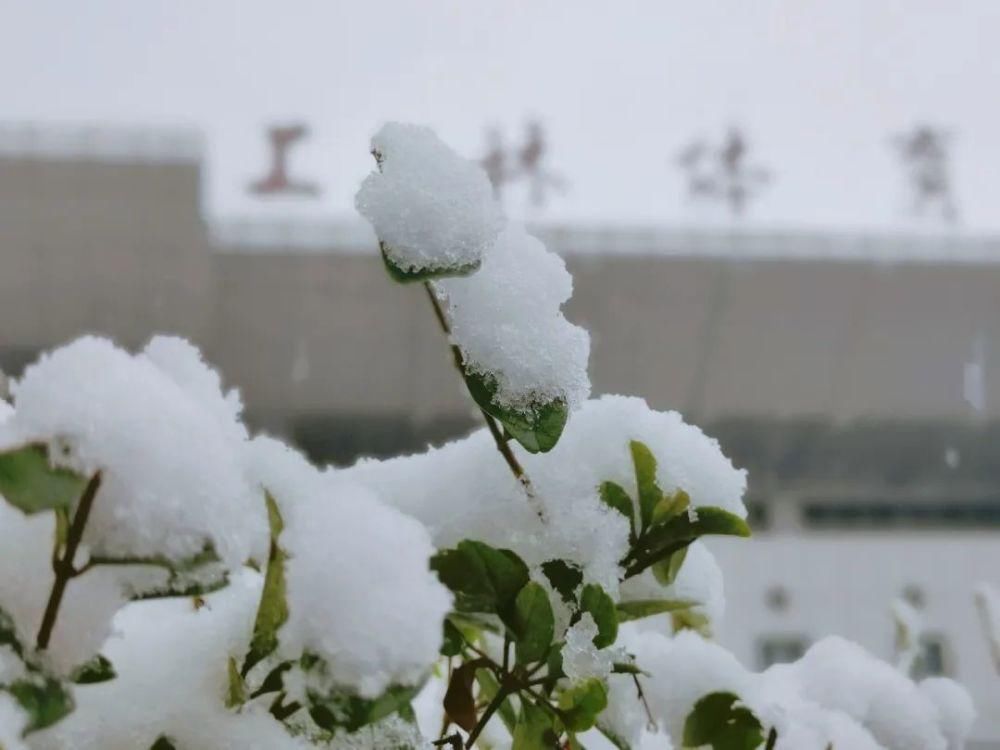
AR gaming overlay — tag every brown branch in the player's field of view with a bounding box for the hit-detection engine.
[422,282,545,522]
[37,471,102,650]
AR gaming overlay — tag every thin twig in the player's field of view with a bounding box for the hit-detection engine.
[631,673,656,730]
[422,282,545,522]
[37,471,102,650]
[464,687,508,749]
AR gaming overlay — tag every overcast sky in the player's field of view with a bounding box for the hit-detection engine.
[2,0,999,232]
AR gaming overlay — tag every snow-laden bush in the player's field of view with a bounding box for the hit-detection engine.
[0,122,974,750]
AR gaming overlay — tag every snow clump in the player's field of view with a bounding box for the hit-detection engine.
[355,122,503,276]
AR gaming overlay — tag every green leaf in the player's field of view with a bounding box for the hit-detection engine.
[599,481,635,536]
[579,585,618,648]
[682,692,766,750]
[69,654,116,685]
[379,241,481,284]
[629,441,661,532]
[226,657,246,708]
[440,618,466,657]
[541,559,583,604]
[651,489,690,525]
[244,493,288,674]
[0,444,87,515]
[430,541,529,618]
[463,369,568,454]
[615,599,695,622]
[651,546,688,586]
[511,582,555,665]
[672,608,713,637]
[623,507,750,579]
[512,699,559,750]
[150,738,178,750]
[558,678,608,732]
[0,607,25,660]
[5,675,75,734]
[308,682,420,733]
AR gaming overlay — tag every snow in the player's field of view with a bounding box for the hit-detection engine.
[561,613,613,684]
[436,223,591,413]
[607,628,974,750]
[355,122,503,276]
[3,336,267,568]
[620,542,725,631]
[347,395,746,595]
[919,677,977,750]
[0,500,133,674]
[0,693,28,750]
[245,436,452,698]
[32,570,309,750]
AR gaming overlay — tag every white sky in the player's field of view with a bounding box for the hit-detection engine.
[2,0,999,232]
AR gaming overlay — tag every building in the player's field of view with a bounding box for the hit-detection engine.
[1,124,999,744]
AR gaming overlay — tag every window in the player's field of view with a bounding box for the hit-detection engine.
[757,635,808,670]
[913,633,951,679]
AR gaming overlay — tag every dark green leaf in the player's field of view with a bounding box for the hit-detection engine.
[379,241,481,284]
[558,678,608,732]
[0,444,87,515]
[244,493,288,674]
[430,541,529,617]
[579,585,617,648]
[5,675,75,734]
[683,692,766,750]
[70,654,116,685]
[463,370,568,454]
[541,559,583,605]
[308,682,420,733]
[0,607,25,659]
[150,738,178,750]
[616,599,695,622]
[440,618,466,657]
[623,507,750,579]
[629,441,661,532]
[599,482,635,536]
[511,582,554,665]
[512,699,558,750]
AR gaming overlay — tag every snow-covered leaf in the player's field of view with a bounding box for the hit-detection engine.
[463,369,568,454]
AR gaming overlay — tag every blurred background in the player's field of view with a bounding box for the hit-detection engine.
[1,0,998,744]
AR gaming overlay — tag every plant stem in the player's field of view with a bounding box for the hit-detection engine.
[36,471,102,650]
[464,686,508,749]
[422,282,545,522]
